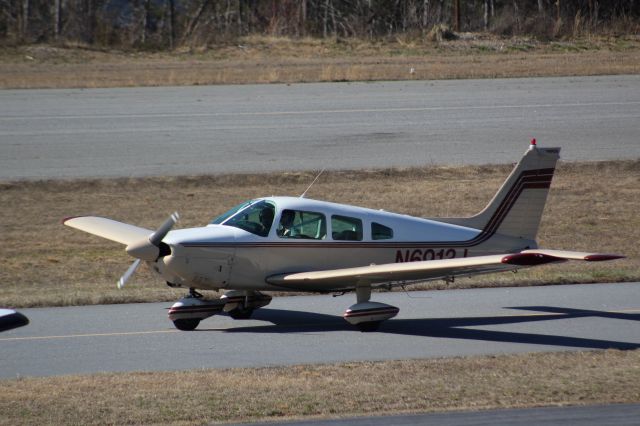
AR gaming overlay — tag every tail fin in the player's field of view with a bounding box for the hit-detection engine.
[436,142,560,242]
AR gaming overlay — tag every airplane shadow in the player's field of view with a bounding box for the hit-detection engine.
[212,306,640,351]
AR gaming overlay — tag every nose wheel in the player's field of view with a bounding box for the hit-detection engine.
[168,289,225,331]
[172,318,200,331]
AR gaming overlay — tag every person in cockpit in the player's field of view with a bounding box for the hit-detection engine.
[277,210,296,237]
[258,206,275,237]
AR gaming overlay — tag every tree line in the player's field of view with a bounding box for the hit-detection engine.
[2,0,638,48]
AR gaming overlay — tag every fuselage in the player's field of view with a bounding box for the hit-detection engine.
[153,196,534,292]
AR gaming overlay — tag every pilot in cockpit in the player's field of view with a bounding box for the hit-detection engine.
[259,206,275,236]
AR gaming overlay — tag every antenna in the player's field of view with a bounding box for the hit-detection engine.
[300,168,325,198]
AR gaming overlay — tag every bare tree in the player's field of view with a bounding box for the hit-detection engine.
[165,0,176,48]
[183,0,211,43]
[484,0,489,29]
[141,0,151,44]
[422,0,430,29]
[20,0,29,39]
[53,0,61,39]
[452,0,460,31]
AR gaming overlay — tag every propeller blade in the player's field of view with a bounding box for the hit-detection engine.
[118,258,141,289]
[120,212,179,288]
[126,212,180,262]
[149,212,179,247]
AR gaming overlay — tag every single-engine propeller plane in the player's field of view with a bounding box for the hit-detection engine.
[64,141,623,331]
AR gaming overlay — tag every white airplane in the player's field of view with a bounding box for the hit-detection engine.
[64,141,623,331]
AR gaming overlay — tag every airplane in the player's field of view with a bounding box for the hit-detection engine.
[64,140,624,332]
[0,308,29,332]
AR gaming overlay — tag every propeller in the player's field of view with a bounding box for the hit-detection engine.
[117,212,179,289]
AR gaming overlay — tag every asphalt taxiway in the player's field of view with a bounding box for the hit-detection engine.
[232,404,640,426]
[1,282,638,378]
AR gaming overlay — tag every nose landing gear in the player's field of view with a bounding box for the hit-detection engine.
[168,289,273,330]
[167,288,225,331]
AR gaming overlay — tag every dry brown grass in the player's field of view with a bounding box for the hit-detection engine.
[1,350,639,425]
[0,35,639,88]
[0,160,638,308]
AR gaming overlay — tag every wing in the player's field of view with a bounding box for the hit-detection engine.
[63,216,153,246]
[266,250,624,292]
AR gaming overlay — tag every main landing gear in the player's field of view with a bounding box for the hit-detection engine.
[342,284,399,332]
[167,289,272,331]
[168,286,398,332]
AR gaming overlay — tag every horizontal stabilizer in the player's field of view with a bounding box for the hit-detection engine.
[63,216,153,246]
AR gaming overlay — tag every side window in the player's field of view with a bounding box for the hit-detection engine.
[277,210,326,240]
[332,215,363,241]
[372,222,394,240]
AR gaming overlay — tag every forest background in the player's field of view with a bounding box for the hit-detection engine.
[2,0,639,49]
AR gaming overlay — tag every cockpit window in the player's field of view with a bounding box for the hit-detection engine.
[277,209,326,240]
[210,200,252,225]
[219,200,276,237]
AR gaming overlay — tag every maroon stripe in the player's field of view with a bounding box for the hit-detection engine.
[169,306,221,314]
[501,253,564,266]
[344,308,399,318]
[584,254,626,261]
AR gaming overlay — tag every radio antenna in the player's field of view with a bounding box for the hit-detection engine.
[300,168,325,198]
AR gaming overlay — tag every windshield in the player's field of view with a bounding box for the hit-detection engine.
[218,200,276,237]
[210,200,253,225]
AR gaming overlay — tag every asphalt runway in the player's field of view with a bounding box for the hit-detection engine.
[1,75,639,180]
[1,282,639,378]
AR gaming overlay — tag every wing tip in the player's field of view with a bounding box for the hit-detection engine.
[584,254,626,262]
[61,215,84,225]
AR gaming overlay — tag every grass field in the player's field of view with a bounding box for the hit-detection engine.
[1,159,637,308]
[1,349,638,425]
[1,35,639,88]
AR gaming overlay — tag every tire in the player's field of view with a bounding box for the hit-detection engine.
[228,307,254,320]
[173,318,200,331]
[356,321,381,332]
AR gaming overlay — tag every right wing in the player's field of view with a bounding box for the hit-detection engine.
[266,250,624,292]
[63,216,153,246]
[266,252,565,292]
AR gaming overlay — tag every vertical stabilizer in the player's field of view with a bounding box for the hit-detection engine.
[435,141,560,242]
